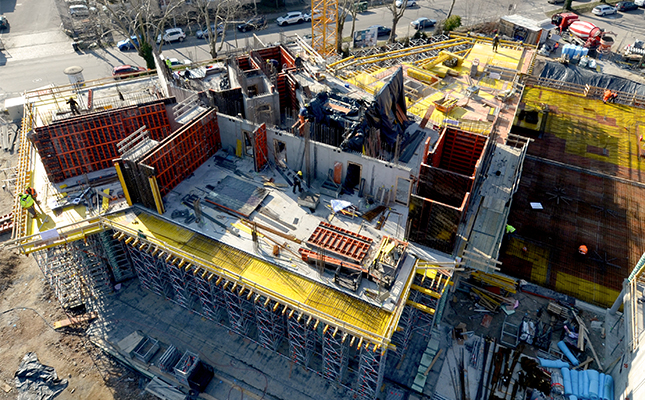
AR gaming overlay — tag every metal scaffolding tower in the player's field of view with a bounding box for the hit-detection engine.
[322,327,349,382]
[288,311,317,367]
[357,345,387,400]
[33,245,85,309]
[223,283,256,337]
[194,270,226,323]
[98,230,134,283]
[254,296,286,352]
[311,0,338,57]
[127,244,173,299]
[32,235,114,310]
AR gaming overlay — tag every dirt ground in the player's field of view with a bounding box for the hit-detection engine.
[0,124,155,400]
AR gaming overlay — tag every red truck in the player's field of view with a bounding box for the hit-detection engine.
[551,12,614,50]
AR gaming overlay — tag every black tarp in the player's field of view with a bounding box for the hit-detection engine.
[369,66,410,147]
[540,61,645,95]
[342,67,412,153]
[14,353,68,400]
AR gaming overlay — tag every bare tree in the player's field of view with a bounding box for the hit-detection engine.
[335,0,349,53]
[191,0,242,59]
[387,0,407,44]
[97,0,187,68]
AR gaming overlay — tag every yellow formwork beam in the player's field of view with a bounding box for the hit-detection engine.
[355,41,471,68]
[406,299,435,315]
[410,284,442,299]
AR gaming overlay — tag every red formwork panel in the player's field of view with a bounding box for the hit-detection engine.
[306,221,374,263]
[140,109,221,197]
[252,123,268,172]
[31,101,171,183]
[438,128,487,177]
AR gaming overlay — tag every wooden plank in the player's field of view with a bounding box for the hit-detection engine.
[53,311,98,329]
[424,348,444,376]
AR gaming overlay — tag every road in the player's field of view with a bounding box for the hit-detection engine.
[1,0,645,100]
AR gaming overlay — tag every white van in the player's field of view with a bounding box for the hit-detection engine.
[69,5,90,17]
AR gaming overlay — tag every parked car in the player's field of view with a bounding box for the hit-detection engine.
[69,4,90,18]
[369,25,392,37]
[592,4,617,15]
[0,16,9,30]
[304,10,322,22]
[411,17,436,30]
[547,0,564,4]
[616,1,638,11]
[196,23,223,39]
[277,11,305,26]
[237,15,266,32]
[112,65,147,79]
[395,0,417,7]
[156,27,186,44]
[636,0,645,7]
[117,36,139,51]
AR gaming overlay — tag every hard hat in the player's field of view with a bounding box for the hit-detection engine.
[297,171,303,176]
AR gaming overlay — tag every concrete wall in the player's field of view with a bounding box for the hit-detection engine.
[216,113,414,199]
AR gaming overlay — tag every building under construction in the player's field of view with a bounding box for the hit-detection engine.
[4,32,645,399]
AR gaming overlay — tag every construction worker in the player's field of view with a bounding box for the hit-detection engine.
[505,224,516,234]
[66,97,80,115]
[293,171,303,194]
[19,192,38,218]
[294,55,304,72]
[578,244,588,256]
[603,89,618,104]
[492,34,500,52]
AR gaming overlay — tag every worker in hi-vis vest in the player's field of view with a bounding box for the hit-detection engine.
[19,192,38,217]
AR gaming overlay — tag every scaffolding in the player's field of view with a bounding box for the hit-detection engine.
[322,327,349,382]
[194,270,226,323]
[255,296,286,352]
[32,235,114,310]
[288,311,317,367]
[94,215,429,399]
[223,283,257,337]
[357,345,387,400]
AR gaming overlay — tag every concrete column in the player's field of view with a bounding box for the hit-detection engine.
[609,279,628,315]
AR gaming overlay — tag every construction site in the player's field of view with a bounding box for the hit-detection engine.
[2,22,645,400]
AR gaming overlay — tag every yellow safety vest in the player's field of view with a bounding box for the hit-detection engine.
[20,194,34,209]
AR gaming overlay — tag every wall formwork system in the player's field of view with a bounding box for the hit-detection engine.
[116,231,394,399]
[30,101,172,183]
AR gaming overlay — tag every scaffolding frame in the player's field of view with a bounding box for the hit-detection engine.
[288,311,317,367]
[223,284,256,337]
[255,297,286,352]
[322,327,349,382]
[357,345,387,400]
[194,270,227,323]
